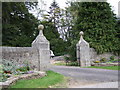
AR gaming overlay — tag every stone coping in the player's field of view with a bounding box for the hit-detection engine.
[0,71,46,88]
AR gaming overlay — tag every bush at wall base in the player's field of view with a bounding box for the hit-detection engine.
[0,59,31,82]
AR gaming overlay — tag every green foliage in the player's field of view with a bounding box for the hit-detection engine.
[66,2,120,61]
[87,66,119,70]
[16,61,30,72]
[110,56,115,61]
[100,58,107,63]
[2,2,68,56]
[0,65,8,82]
[0,59,31,82]
[67,62,78,66]
[41,21,68,56]
[54,62,66,66]
[2,59,30,74]
[44,1,61,30]
[0,64,3,74]
[2,59,18,74]
[64,56,69,61]
[54,61,78,66]
[10,71,65,88]
[2,2,38,47]
[0,73,8,82]
[67,40,78,62]
[108,58,119,63]
[16,66,29,72]
[0,59,18,82]
[41,1,70,56]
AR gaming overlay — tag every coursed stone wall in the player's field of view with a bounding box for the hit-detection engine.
[90,48,120,61]
[1,25,51,71]
[2,47,39,70]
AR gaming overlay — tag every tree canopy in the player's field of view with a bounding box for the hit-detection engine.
[65,2,120,61]
[42,1,68,55]
[2,2,38,47]
[2,2,68,56]
[2,1,120,58]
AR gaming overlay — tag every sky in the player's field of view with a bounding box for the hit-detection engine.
[32,0,120,19]
[107,0,119,16]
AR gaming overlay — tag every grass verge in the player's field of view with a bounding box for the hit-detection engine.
[87,66,119,70]
[54,62,66,66]
[54,62,78,66]
[9,71,66,88]
[54,62,119,70]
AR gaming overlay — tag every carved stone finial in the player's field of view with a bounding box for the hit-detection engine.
[80,31,84,36]
[38,24,44,30]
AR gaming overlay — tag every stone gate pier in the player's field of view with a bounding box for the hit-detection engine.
[32,25,50,71]
[76,31,91,67]
[2,25,51,71]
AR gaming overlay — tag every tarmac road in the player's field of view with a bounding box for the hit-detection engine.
[49,66,118,83]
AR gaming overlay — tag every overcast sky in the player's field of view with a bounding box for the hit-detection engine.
[33,0,120,18]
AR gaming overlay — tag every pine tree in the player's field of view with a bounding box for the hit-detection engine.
[42,1,68,55]
[43,0,60,37]
[59,7,74,41]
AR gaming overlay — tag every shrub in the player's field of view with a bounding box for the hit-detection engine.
[2,59,18,74]
[100,58,107,63]
[16,61,30,72]
[110,56,115,61]
[64,56,69,61]
[0,64,3,73]
[0,59,31,82]
[16,66,29,72]
[67,62,78,66]
[64,56,70,64]
[0,73,7,82]
[0,64,11,82]
[2,59,30,75]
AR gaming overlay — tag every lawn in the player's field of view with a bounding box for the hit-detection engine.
[9,71,66,88]
[87,66,119,70]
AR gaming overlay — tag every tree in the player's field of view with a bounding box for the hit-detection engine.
[66,2,120,61]
[41,1,69,56]
[115,17,120,54]
[41,21,67,56]
[2,2,38,47]
[59,7,74,41]
[43,0,60,35]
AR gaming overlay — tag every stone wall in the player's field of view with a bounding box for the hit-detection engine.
[90,48,120,62]
[2,47,39,70]
[1,25,51,71]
